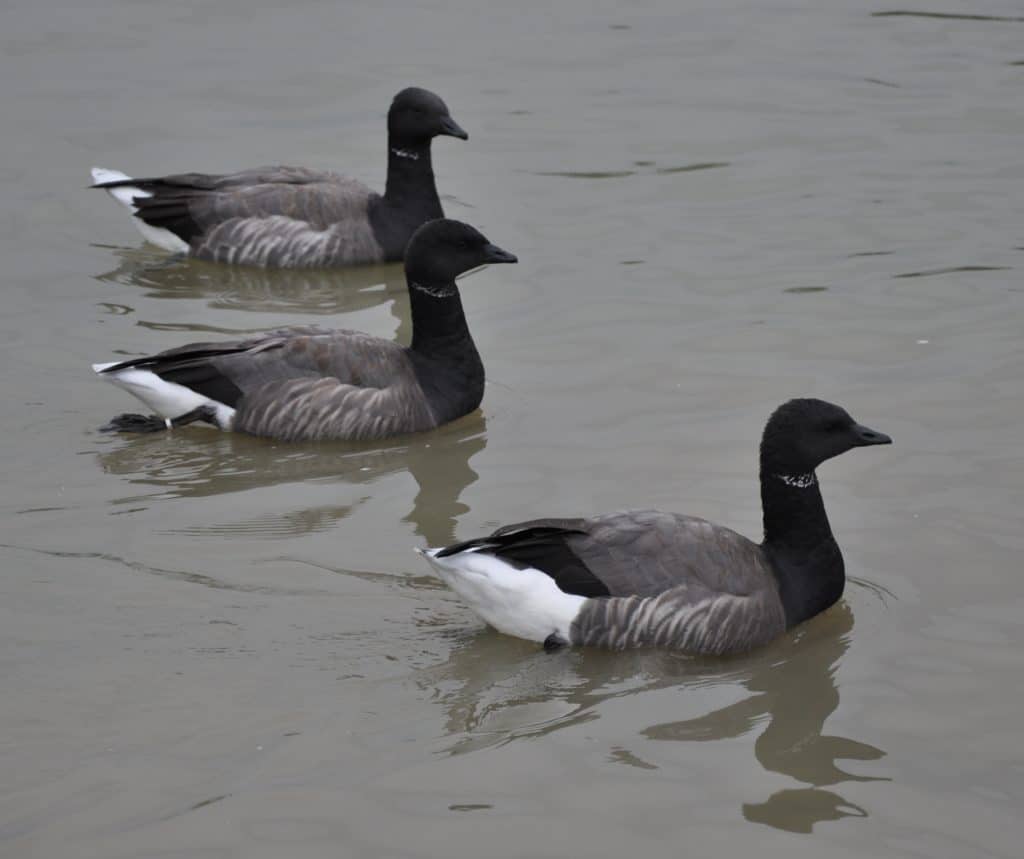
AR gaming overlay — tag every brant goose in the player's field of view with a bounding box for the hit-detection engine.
[93,219,516,440]
[420,399,891,654]
[91,87,468,268]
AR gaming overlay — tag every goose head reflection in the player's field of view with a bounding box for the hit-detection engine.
[94,412,486,547]
[417,597,886,833]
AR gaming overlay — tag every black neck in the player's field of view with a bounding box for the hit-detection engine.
[384,137,442,212]
[407,279,470,348]
[406,278,484,423]
[760,466,845,628]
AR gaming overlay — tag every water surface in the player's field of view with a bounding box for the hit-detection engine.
[2,1,1023,856]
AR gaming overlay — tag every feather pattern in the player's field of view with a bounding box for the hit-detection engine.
[476,511,786,653]
[423,399,892,655]
[91,86,469,269]
[112,168,386,268]
[94,219,517,442]
[570,582,784,654]
[99,325,436,441]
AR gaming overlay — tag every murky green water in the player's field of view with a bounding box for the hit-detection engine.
[2,1,1023,856]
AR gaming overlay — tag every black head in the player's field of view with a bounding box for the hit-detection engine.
[388,87,467,144]
[760,398,892,473]
[404,219,517,288]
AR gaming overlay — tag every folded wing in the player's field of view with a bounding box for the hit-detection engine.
[101,327,435,441]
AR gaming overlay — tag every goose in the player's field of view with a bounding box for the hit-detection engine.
[419,398,892,654]
[92,219,516,440]
[90,87,468,269]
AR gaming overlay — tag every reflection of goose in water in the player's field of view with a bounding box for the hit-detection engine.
[95,413,486,546]
[94,244,411,335]
[643,602,887,833]
[417,599,885,833]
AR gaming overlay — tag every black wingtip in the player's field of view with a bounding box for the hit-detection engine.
[435,537,493,558]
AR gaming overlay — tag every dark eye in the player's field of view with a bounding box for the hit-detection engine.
[824,419,846,432]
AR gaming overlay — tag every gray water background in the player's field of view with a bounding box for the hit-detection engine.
[1,1,1023,856]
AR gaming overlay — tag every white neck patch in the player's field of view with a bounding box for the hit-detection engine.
[774,472,817,489]
[410,280,455,298]
[391,147,420,161]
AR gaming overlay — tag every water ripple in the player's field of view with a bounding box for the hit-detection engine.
[530,162,729,180]
[873,10,1024,23]
[893,265,1010,279]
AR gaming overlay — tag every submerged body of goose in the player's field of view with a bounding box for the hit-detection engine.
[421,399,892,655]
[93,219,516,441]
[91,87,468,269]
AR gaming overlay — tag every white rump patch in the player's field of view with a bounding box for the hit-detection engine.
[93,363,234,429]
[91,166,190,254]
[417,547,585,644]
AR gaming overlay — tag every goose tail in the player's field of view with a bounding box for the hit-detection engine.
[89,167,190,253]
[93,361,234,428]
[415,547,584,644]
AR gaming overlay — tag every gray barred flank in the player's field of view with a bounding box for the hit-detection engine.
[194,215,385,269]
[570,587,785,654]
[156,170,390,268]
[232,374,435,442]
